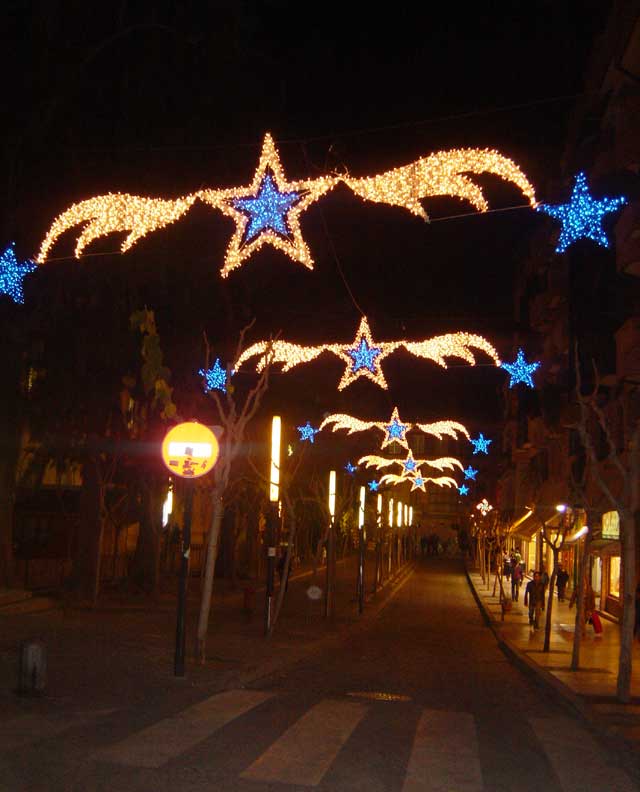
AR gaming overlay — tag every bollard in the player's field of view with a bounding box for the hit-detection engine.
[17,639,47,696]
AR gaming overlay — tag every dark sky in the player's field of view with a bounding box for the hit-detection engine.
[3,1,613,441]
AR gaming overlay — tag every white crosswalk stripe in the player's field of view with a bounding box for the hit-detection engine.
[530,715,637,792]
[402,709,483,792]
[240,698,368,786]
[91,689,273,768]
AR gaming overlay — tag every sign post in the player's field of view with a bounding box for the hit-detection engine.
[161,421,219,677]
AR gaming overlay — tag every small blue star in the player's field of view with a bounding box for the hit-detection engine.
[537,172,626,253]
[368,480,379,492]
[348,337,382,374]
[0,244,36,304]
[459,484,469,496]
[199,358,229,393]
[297,421,319,443]
[463,466,478,481]
[414,476,424,487]
[501,349,540,388]
[470,433,492,455]
[345,462,357,475]
[402,456,417,473]
[232,172,303,244]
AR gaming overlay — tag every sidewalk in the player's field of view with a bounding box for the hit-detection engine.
[0,551,414,720]
[466,565,640,748]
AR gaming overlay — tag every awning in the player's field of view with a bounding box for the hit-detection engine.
[511,511,541,539]
[589,539,621,557]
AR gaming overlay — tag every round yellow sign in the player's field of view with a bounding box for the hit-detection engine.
[161,422,219,479]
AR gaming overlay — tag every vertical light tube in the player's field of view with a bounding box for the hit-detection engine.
[388,498,394,527]
[397,501,403,527]
[359,486,366,529]
[270,416,281,503]
[377,494,382,526]
[409,506,413,525]
[329,470,336,518]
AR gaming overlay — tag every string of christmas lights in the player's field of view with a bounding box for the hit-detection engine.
[37,135,537,276]
[0,244,37,304]
[320,406,470,450]
[358,452,463,475]
[235,316,501,391]
[379,471,458,492]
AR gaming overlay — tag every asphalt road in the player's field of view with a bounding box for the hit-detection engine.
[2,558,638,791]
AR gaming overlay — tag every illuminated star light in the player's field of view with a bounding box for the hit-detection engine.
[199,358,229,393]
[297,421,320,443]
[235,316,501,392]
[537,172,626,253]
[459,484,470,496]
[402,450,418,474]
[463,466,478,481]
[470,433,492,455]
[0,244,36,304]
[501,348,540,388]
[368,480,379,492]
[37,141,536,273]
[379,472,457,491]
[232,172,303,243]
[383,407,409,450]
[358,453,463,475]
[345,462,357,475]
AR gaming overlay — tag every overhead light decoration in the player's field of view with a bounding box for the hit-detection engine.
[463,466,478,480]
[344,462,357,475]
[459,484,470,495]
[380,471,457,492]
[0,243,37,304]
[501,348,540,388]
[476,498,493,516]
[470,433,492,455]
[368,480,380,492]
[320,407,470,450]
[235,317,501,392]
[37,136,537,276]
[537,172,626,253]
[358,452,463,475]
[199,358,229,393]
[297,421,320,443]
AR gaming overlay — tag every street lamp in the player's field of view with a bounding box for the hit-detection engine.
[325,470,337,618]
[265,416,281,634]
[357,485,366,614]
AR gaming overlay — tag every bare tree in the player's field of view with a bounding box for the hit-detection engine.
[195,326,273,663]
[574,348,640,702]
[540,511,572,652]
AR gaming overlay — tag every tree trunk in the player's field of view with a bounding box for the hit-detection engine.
[269,496,296,635]
[130,478,163,594]
[617,511,636,702]
[196,484,224,663]
[543,548,559,652]
[571,527,592,671]
[73,458,104,601]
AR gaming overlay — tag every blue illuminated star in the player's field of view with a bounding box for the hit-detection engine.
[463,466,478,481]
[537,172,626,253]
[232,172,303,244]
[459,484,469,496]
[470,433,492,455]
[345,462,357,475]
[368,480,379,492]
[348,337,382,374]
[199,358,229,393]
[0,244,36,304]
[297,421,319,443]
[402,451,418,474]
[501,348,540,388]
[410,475,426,492]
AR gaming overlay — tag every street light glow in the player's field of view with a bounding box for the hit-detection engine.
[270,416,281,502]
[329,470,336,518]
[359,486,366,529]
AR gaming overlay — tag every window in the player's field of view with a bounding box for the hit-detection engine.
[609,556,621,599]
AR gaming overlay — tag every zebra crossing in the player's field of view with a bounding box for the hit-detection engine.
[2,689,638,790]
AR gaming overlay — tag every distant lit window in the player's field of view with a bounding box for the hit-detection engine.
[609,556,621,599]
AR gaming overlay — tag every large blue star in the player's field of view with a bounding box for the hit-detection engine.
[470,433,492,455]
[297,421,319,443]
[501,348,540,388]
[232,172,303,244]
[199,358,229,393]
[348,337,382,374]
[537,172,626,253]
[385,418,408,443]
[368,480,379,492]
[0,244,36,304]
[463,466,478,481]
[402,454,417,473]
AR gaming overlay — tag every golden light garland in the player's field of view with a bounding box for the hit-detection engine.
[358,451,463,475]
[320,406,469,450]
[36,135,537,275]
[235,316,501,391]
[379,471,458,492]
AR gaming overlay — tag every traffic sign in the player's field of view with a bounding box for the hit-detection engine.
[161,421,219,479]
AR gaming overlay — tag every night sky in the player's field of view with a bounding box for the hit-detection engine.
[3,1,612,450]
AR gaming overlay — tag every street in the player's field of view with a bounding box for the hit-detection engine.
[1,558,637,791]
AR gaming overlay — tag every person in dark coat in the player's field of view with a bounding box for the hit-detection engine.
[556,565,569,602]
[524,571,546,630]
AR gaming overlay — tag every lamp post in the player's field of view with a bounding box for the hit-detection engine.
[375,493,382,592]
[357,485,366,614]
[325,470,336,618]
[265,416,281,635]
[388,497,394,573]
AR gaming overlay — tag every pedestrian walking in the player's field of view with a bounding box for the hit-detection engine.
[511,559,523,602]
[569,581,596,635]
[503,553,512,581]
[556,565,569,602]
[524,571,545,630]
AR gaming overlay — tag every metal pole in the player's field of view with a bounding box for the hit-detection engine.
[264,502,278,635]
[358,526,365,614]
[174,481,193,677]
